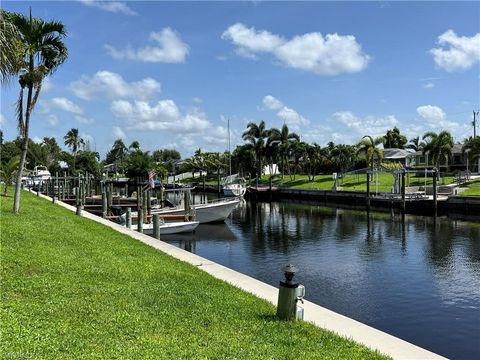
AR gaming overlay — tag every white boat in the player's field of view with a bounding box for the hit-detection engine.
[142,220,199,235]
[222,120,246,197]
[222,174,246,197]
[152,197,241,224]
[31,165,51,187]
[32,165,51,178]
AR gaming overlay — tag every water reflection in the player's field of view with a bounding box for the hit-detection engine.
[162,199,480,359]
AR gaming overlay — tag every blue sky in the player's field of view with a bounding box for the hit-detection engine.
[1,1,479,158]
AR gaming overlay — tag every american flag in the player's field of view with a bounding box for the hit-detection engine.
[148,170,156,189]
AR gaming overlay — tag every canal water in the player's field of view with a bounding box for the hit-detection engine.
[162,196,480,359]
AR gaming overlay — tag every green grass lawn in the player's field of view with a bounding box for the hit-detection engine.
[1,189,387,359]
[460,178,480,196]
[259,173,455,193]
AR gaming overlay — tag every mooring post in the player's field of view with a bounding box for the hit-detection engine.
[75,178,81,215]
[126,207,132,229]
[101,183,107,218]
[137,210,144,233]
[184,189,191,221]
[153,214,160,240]
[147,189,152,216]
[366,170,370,209]
[107,183,112,215]
[401,170,406,213]
[433,168,438,215]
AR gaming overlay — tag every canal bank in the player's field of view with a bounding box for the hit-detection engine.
[24,189,445,359]
[251,187,480,216]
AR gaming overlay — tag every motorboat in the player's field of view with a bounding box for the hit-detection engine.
[151,197,241,224]
[142,220,199,235]
[31,165,51,188]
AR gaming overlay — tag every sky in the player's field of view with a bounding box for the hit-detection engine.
[1,0,479,159]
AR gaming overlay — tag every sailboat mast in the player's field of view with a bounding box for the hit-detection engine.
[228,118,232,176]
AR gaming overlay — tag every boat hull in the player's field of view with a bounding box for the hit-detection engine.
[152,198,240,223]
[142,221,199,235]
[222,184,246,197]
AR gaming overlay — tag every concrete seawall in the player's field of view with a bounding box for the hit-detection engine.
[30,190,446,359]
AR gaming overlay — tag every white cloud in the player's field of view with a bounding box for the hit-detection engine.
[106,28,189,63]
[47,115,58,127]
[70,71,161,101]
[416,105,458,128]
[32,136,43,144]
[75,115,95,124]
[41,97,84,115]
[422,82,435,89]
[430,30,480,72]
[111,99,211,133]
[332,111,398,138]
[79,0,136,16]
[222,23,370,75]
[0,113,6,126]
[262,95,283,111]
[262,95,309,127]
[222,23,284,54]
[113,126,126,140]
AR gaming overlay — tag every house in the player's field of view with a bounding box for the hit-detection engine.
[371,148,415,167]
[407,144,470,171]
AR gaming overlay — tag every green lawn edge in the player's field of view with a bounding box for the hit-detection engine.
[1,191,388,359]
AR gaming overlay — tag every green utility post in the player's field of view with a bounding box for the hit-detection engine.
[276,264,304,321]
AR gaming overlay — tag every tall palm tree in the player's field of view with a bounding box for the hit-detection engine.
[268,124,300,180]
[0,10,23,83]
[422,131,454,171]
[242,120,269,187]
[357,135,383,171]
[11,9,68,213]
[64,128,84,173]
[111,139,128,173]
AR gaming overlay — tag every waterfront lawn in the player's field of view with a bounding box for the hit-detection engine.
[262,173,455,192]
[1,190,387,359]
[460,178,480,196]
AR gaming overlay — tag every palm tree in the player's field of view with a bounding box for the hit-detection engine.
[242,120,269,188]
[0,10,23,83]
[64,128,84,173]
[383,127,407,149]
[268,124,300,180]
[205,152,226,193]
[406,136,425,152]
[357,135,383,171]
[111,139,128,173]
[129,140,140,152]
[422,131,454,171]
[1,156,20,196]
[462,136,480,172]
[11,9,68,213]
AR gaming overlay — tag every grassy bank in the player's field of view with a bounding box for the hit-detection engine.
[460,178,480,196]
[1,190,387,359]
[260,173,454,192]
